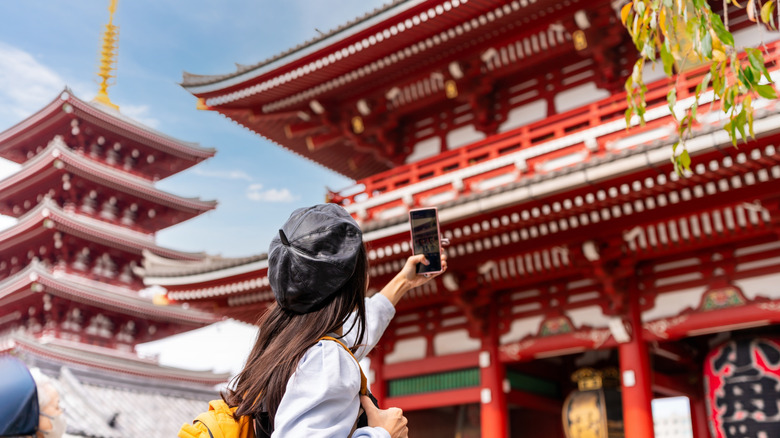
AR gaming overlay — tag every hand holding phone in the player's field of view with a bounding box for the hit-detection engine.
[409,207,443,275]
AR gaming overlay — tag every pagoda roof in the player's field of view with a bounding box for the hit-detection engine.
[141,249,267,282]
[4,331,227,386]
[0,261,220,325]
[0,89,215,167]
[0,136,217,220]
[0,199,206,260]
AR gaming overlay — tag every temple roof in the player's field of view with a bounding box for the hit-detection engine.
[0,199,206,260]
[6,333,229,437]
[0,137,217,223]
[140,250,267,282]
[0,261,220,325]
[0,90,215,172]
[180,0,601,179]
[181,0,405,89]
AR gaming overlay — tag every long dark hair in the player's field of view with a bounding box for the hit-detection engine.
[226,244,369,425]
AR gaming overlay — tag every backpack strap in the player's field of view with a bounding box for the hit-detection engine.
[319,336,368,396]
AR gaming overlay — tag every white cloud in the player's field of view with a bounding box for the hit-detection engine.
[0,43,67,126]
[120,104,161,129]
[246,183,298,202]
[0,158,21,180]
[0,215,16,232]
[191,167,253,181]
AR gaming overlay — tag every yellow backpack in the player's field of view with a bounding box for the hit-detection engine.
[177,336,368,438]
[178,399,254,438]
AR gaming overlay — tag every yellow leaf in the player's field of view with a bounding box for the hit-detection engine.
[710,29,723,51]
[761,0,776,25]
[712,49,727,62]
[621,2,633,26]
[731,0,742,6]
[659,7,668,36]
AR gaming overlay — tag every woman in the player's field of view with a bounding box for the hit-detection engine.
[226,204,447,438]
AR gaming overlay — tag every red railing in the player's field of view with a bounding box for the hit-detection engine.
[333,38,780,219]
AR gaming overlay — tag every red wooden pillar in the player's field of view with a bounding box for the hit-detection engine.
[480,306,509,438]
[370,344,386,408]
[618,290,655,438]
[689,397,710,438]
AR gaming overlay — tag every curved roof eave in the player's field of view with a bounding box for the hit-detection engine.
[180,0,418,93]
[0,263,220,325]
[0,200,207,261]
[0,139,217,213]
[0,89,216,160]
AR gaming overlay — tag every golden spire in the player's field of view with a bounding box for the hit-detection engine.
[93,0,120,110]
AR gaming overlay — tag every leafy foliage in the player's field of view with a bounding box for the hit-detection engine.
[620,0,778,174]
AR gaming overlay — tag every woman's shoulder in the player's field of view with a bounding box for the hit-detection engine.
[294,338,362,391]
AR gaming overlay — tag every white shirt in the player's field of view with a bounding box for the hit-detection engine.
[272,293,396,437]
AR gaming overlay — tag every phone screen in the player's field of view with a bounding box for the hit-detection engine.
[409,208,442,274]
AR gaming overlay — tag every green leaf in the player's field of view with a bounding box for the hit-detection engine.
[711,14,735,46]
[643,41,656,59]
[625,107,633,128]
[741,66,757,87]
[701,30,713,58]
[724,86,735,112]
[679,149,691,172]
[723,120,737,146]
[711,64,724,95]
[660,42,675,76]
[756,84,778,99]
[734,109,747,143]
[667,88,677,115]
[746,48,773,82]
[636,0,646,15]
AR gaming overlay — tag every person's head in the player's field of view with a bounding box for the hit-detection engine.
[227,204,369,424]
[29,369,66,438]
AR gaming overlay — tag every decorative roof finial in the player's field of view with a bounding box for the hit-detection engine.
[93,0,120,110]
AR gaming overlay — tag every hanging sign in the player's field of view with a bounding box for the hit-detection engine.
[704,338,780,438]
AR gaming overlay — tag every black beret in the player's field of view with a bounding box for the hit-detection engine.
[268,204,363,314]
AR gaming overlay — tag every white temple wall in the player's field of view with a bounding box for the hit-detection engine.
[567,305,611,329]
[433,329,481,355]
[384,337,427,364]
[553,82,610,114]
[405,136,441,164]
[641,287,705,322]
[735,272,780,300]
[446,124,486,150]
[500,315,545,345]
[498,99,548,132]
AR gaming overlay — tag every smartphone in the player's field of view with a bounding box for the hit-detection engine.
[409,207,443,275]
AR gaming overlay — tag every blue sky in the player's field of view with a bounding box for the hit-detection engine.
[0,0,387,257]
[0,0,387,377]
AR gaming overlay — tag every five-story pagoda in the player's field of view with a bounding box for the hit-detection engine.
[0,2,228,436]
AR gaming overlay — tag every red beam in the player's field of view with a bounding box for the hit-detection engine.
[385,387,480,411]
[652,372,701,398]
[383,351,479,379]
[506,390,562,414]
[305,131,341,151]
[643,298,780,342]
[500,328,618,363]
